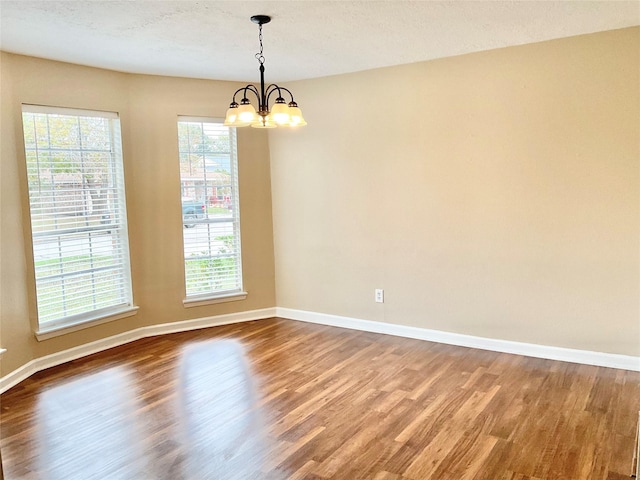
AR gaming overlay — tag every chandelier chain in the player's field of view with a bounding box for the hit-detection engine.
[255,24,265,66]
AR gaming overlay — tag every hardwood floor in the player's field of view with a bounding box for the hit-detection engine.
[1,318,638,479]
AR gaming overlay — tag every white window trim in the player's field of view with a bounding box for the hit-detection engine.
[182,291,248,308]
[35,306,139,341]
[178,116,244,301]
[22,104,119,119]
[22,104,135,336]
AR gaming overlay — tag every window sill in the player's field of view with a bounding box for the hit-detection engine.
[183,291,248,308]
[35,306,140,341]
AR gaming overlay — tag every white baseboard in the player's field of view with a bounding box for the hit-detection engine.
[2,306,638,393]
[275,307,640,372]
[0,307,276,394]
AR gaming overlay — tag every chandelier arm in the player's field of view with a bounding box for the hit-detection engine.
[265,84,283,106]
[230,86,249,103]
[243,84,260,96]
[273,85,297,103]
[242,85,261,104]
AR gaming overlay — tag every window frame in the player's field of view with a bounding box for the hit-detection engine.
[177,116,246,307]
[21,104,137,340]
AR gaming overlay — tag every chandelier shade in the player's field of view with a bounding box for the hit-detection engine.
[224,15,307,129]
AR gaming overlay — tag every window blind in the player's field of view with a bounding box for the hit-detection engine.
[177,118,243,298]
[21,105,133,329]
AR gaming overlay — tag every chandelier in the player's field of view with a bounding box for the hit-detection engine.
[223,15,307,129]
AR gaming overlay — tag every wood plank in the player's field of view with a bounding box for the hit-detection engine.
[1,318,638,479]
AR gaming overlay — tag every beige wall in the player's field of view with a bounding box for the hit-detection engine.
[269,27,640,356]
[1,27,638,378]
[0,53,276,375]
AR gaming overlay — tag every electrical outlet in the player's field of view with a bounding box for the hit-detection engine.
[375,288,384,303]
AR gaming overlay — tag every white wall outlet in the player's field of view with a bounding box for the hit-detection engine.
[375,288,384,303]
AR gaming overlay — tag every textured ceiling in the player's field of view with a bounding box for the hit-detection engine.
[1,1,639,83]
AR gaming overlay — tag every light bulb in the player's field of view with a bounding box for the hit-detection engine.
[271,101,291,125]
[288,106,307,126]
[237,102,257,124]
[251,115,277,129]
[223,106,238,126]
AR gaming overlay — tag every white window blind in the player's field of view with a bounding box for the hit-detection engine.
[21,105,133,331]
[177,118,243,299]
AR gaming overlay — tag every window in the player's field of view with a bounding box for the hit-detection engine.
[21,105,135,336]
[177,117,244,305]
